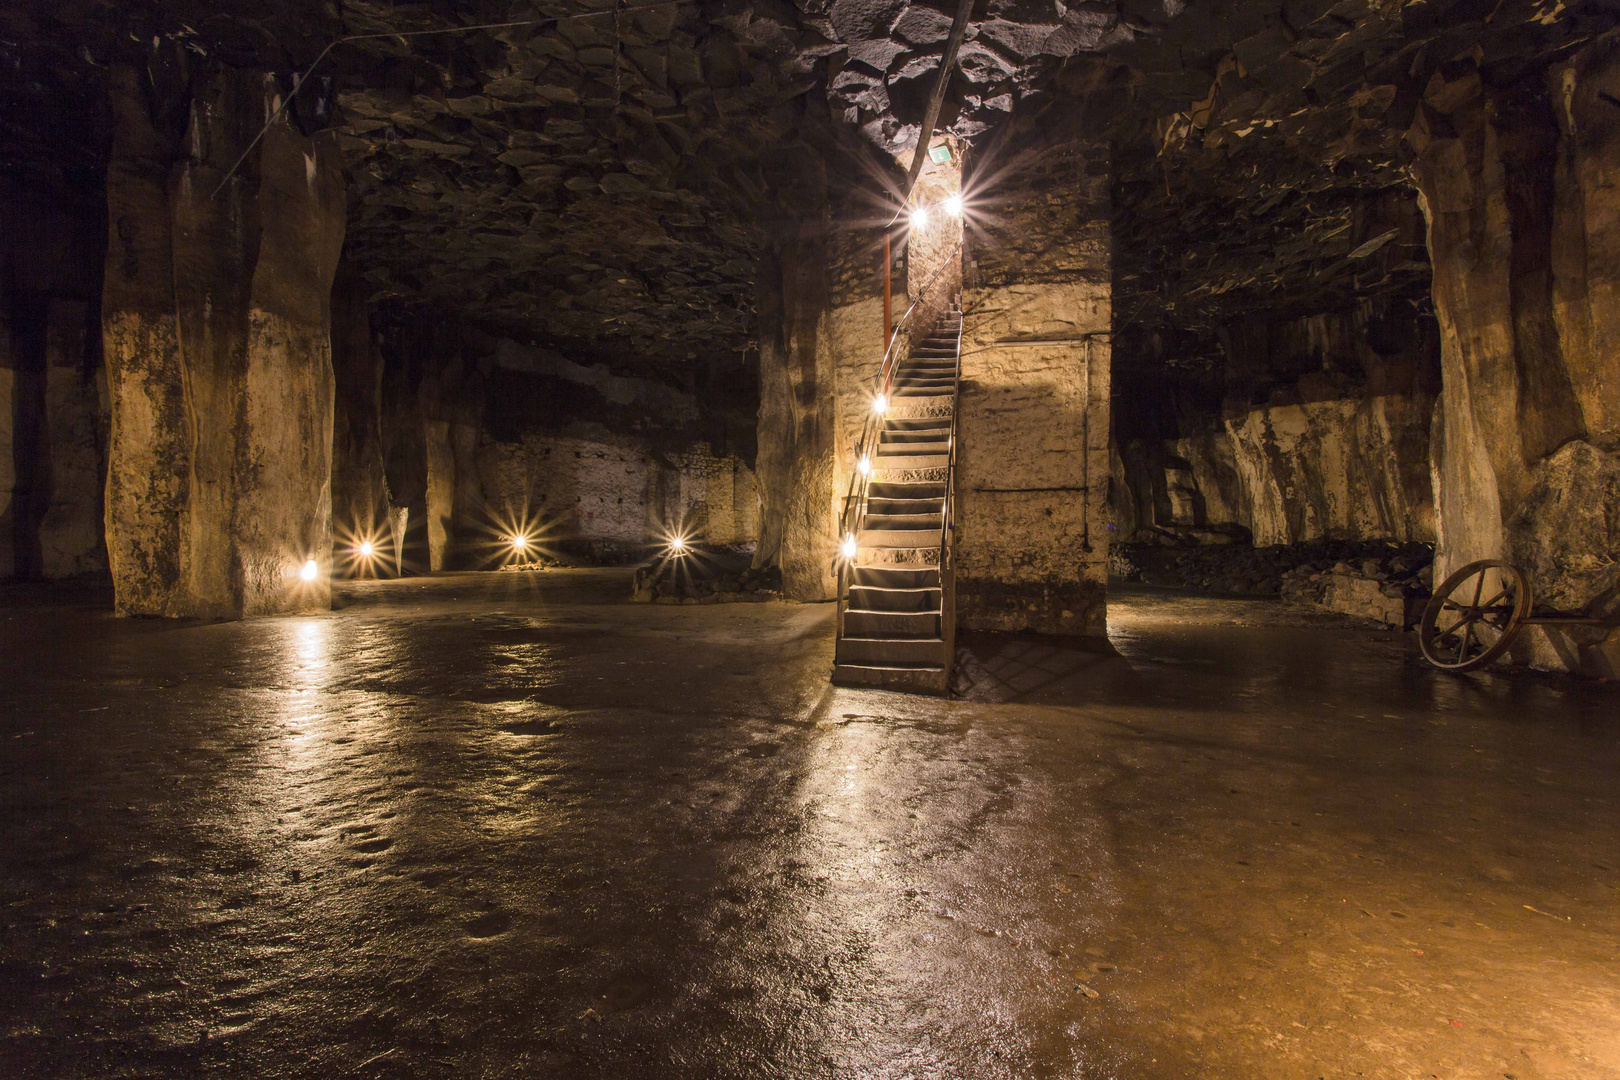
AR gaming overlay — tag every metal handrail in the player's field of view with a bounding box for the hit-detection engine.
[938,307,963,573]
[836,243,964,550]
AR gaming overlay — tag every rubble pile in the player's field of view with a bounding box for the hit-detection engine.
[1115,541,1435,627]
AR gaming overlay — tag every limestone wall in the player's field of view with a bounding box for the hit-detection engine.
[1112,304,1440,549]
[955,138,1112,636]
[1222,395,1436,546]
[477,431,756,560]
[1410,45,1620,674]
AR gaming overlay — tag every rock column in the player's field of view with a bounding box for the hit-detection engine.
[102,64,344,617]
[1410,46,1620,673]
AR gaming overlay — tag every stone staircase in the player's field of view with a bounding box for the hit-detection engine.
[832,308,961,695]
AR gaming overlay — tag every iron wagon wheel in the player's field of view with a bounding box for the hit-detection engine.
[1419,560,1532,672]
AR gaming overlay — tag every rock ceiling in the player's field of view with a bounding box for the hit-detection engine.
[2,0,1614,378]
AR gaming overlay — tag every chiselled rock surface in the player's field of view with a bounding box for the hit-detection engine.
[1413,40,1620,670]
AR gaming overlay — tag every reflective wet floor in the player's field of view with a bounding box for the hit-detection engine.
[3,572,1617,1079]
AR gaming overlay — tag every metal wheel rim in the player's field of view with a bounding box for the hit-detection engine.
[1419,559,1531,672]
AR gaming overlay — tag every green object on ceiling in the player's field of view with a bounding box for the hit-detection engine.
[929,143,952,164]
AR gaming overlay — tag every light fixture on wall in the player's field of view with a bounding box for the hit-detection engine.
[668,535,689,556]
[300,559,319,582]
[944,194,962,217]
[873,394,887,415]
[858,454,871,476]
[509,534,528,551]
[910,207,928,230]
[357,540,374,557]
[841,534,857,560]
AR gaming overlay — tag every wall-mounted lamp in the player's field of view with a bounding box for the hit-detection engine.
[841,534,857,560]
[300,559,319,582]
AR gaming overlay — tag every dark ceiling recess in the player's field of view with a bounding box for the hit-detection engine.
[2,0,1610,386]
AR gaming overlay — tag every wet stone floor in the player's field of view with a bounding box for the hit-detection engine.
[2,570,1618,1079]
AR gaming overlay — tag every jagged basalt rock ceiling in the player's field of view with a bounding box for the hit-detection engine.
[2,0,1613,378]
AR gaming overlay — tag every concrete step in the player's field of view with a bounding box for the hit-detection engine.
[889,393,954,409]
[863,512,942,530]
[831,662,949,695]
[843,609,941,638]
[876,439,948,456]
[880,428,950,443]
[836,636,948,666]
[887,402,954,419]
[852,565,940,589]
[866,497,944,517]
[847,583,942,611]
[858,527,939,549]
[893,376,955,389]
[883,418,951,432]
[853,545,938,567]
[873,453,947,471]
[868,481,944,500]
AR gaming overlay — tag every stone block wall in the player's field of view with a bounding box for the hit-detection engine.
[477,432,757,559]
[955,139,1112,636]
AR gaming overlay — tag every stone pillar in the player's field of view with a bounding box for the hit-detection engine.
[38,298,107,577]
[102,65,190,613]
[955,138,1112,636]
[1410,49,1620,673]
[101,64,344,617]
[0,290,14,578]
[753,228,839,600]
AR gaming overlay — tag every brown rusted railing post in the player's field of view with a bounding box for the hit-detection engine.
[882,230,892,347]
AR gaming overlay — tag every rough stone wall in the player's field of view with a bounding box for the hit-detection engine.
[1223,395,1435,546]
[101,64,344,617]
[1410,45,1620,673]
[955,138,1111,636]
[1113,305,1439,549]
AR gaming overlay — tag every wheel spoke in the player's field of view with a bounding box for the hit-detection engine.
[1436,611,1480,639]
[1455,620,1476,664]
[1470,572,1486,610]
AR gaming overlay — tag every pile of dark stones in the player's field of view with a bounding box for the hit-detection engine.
[1114,540,1434,602]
